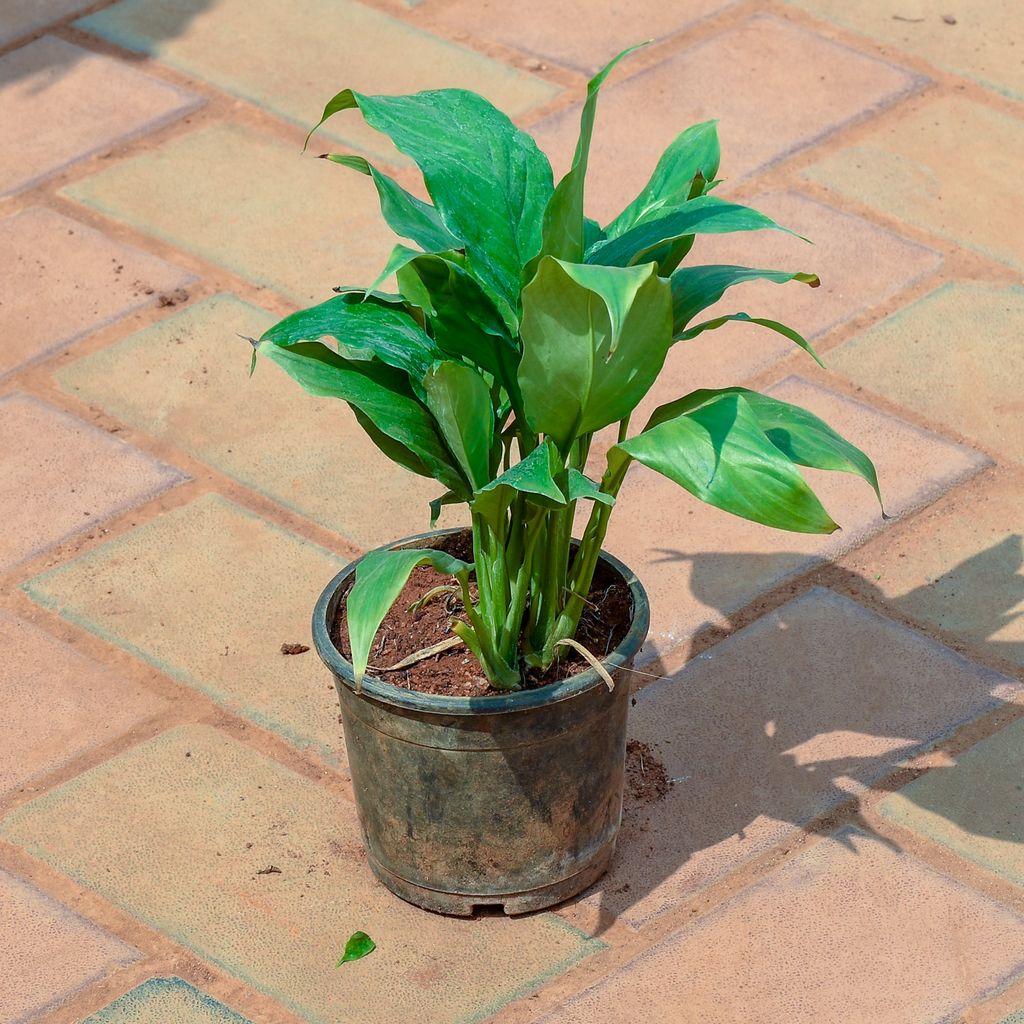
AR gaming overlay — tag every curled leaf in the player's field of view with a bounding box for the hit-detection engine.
[336,930,376,967]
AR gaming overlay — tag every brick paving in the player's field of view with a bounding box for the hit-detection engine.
[0,0,1022,1021]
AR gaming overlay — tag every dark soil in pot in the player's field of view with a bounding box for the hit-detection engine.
[330,530,634,697]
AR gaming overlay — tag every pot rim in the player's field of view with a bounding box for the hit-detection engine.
[311,526,650,716]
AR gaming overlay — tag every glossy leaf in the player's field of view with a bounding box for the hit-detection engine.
[676,311,824,366]
[567,469,614,506]
[518,258,672,447]
[421,361,494,492]
[614,391,839,533]
[336,931,375,967]
[472,439,566,519]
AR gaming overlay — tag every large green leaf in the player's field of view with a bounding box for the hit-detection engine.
[614,391,839,533]
[540,43,647,263]
[347,546,472,688]
[605,120,721,238]
[586,195,803,268]
[670,264,819,333]
[308,88,553,331]
[471,439,567,520]
[518,258,673,448]
[320,153,463,253]
[255,339,466,494]
[675,311,824,366]
[421,361,494,492]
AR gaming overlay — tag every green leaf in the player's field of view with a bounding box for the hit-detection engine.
[670,264,820,333]
[605,120,721,237]
[336,931,376,967]
[540,42,649,263]
[615,391,839,533]
[348,547,472,688]
[309,88,553,331]
[472,440,566,520]
[320,153,463,254]
[586,195,804,268]
[518,258,672,448]
[421,361,494,493]
[674,311,824,366]
[567,469,614,506]
[255,339,467,495]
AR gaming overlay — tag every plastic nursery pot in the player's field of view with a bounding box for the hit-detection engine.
[312,527,650,916]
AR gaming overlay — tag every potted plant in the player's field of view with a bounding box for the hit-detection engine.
[250,44,881,915]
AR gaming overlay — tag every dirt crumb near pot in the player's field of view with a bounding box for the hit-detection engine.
[625,739,672,805]
[331,532,633,697]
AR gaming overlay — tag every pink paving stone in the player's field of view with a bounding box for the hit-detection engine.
[0,206,195,380]
[0,609,167,797]
[544,829,1024,1024]
[598,376,987,662]
[587,587,1019,928]
[0,393,185,572]
[0,868,139,1024]
[0,0,97,46]
[0,35,202,197]
[532,15,922,223]
[424,0,737,73]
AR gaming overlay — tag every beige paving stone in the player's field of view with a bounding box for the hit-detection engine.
[848,478,1023,667]
[829,283,1024,465]
[599,376,988,661]
[0,725,601,1024]
[0,206,195,380]
[787,0,1024,100]
[56,294,460,549]
[0,393,185,572]
[86,977,251,1023]
[76,0,558,164]
[425,0,736,73]
[0,0,96,46]
[880,718,1024,888]
[65,122,395,304]
[544,829,1024,1023]
[805,95,1024,272]
[0,35,201,197]
[533,15,920,223]
[589,587,1018,927]
[0,868,139,1024]
[0,610,166,796]
[23,495,350,763]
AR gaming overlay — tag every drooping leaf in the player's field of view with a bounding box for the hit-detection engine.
[567,469,614,506]
[336,931,376,967]
[586,195,804,268]
[308,88,554,331]
[471,439,566,521]
[347,547,472,689]
[674,311,823,366]
[540,42,649,263]
[518,258,672,448]
[605,120,721,238]
[670,264,820,333]
[614,391,839,533]
[421,361,494,492]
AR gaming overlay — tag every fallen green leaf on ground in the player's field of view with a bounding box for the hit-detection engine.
[336,930,376,967]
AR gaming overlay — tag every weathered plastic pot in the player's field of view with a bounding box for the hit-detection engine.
[312,527,649,916]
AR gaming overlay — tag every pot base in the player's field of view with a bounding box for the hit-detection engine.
[367,844,615,917]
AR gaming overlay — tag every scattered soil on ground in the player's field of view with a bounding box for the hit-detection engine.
[331,531,633,697]
[280,642,310,655]
[625,739,673,805]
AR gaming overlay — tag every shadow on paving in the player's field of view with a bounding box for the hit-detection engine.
[571,534,1024,935]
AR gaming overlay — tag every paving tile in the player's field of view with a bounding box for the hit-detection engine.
[0,610,166,796]
[880,718,1024,887]
[424,0,737,74]
[544,829,1024,1024]
[532,15,920,223]
[787,0,1024,100]
[0,393,185,572]
[56,294,459,549]
[0,35,201,197]
[829,283,1024,465]
[805,95,1024,272]
[65,122,396,304]
[0,207,194,380]
[23,495,349,763]
[0,0,96,46]
[589,587,1018,927]
[86,977,251,1024]
[0,868,138,1024]
[0,725,601,1024]
[999,1011,1024,1024]
[598,376,987,660]
[77,0,559,163]
[849,477,1024,667]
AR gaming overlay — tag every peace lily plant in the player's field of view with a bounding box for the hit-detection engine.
[252,43,881,694]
